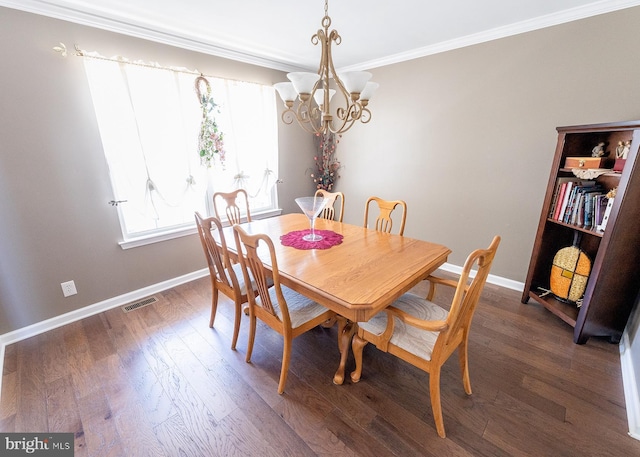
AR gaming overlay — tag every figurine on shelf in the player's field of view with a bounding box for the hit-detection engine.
[591,142,605,157]
[619,140,631,159]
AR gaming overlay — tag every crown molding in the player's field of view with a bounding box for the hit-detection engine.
[0,0,306,72]
[339,0,640,71]
[2,1,640,72]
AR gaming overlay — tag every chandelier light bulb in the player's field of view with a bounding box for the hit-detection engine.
[338,71,372,96]
[313,88,336,108]
[360,82,379,102]
[287,72,320,95]
[273,82,297,103]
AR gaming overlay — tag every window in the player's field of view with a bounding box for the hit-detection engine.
[83,55,279,246]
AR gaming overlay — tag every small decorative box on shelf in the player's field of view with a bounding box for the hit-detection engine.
[614,158,626,172]
[564,157,608,169]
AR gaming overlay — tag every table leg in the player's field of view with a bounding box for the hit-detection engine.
[333,316,356,385]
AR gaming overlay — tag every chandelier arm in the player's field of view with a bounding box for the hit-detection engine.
[323,27,354,135]
[290,101,324,134]
[351,102,364,121]
[328,117,356,135]
[280,108,296,125]
[315,28,333,134]
[326,30,347,96]
[359,107,372,124]
[334,107,351,131]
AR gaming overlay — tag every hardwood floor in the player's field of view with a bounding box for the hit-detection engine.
[2,274,639,456]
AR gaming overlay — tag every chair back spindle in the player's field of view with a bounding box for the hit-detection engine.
[213,189,251,225]
[364,196,407,235]
[315,189,345,222]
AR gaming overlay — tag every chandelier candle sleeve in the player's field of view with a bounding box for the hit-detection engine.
[360,82,379,102]
[338,71,371,97]
[287,72,320,96]
[313,89,336,108]
[273,82,298,105]
[273,0,378,135]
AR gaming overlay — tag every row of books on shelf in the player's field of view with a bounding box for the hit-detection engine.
[548,177,614,231]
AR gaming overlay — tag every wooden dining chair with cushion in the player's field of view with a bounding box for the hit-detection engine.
[233,224,337,394]
[350,235,501,438]
[213,188,251,225]
[363,196,407,236]
[195,212,253,350]
[315,189,345,222]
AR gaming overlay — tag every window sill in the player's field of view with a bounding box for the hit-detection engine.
[118,208,283,250]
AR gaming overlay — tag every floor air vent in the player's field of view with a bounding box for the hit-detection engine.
[122,296,159,313]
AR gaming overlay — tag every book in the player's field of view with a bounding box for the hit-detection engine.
[583,192,597,229]
[564,186,579,223]
[575,193,585,226]
[563,184,582,223]
[550,177,577,219]
[554,180,596,222]
[582,189,605,229]
[553,182,569,220]
[597,197,614,232]
[563,182,598,224]
[595,194,608,228]
[557,181,575,221]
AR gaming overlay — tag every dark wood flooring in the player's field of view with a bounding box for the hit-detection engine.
[2,274,639,456]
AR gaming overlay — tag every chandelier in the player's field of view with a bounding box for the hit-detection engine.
[273,0,378,135]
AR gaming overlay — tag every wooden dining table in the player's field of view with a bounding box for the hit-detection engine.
[222,213,451,384]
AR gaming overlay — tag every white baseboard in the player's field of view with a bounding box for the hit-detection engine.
[621,331,640,440]
[439,262,525,292]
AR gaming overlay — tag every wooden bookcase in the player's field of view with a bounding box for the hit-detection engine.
[522,120,640,344]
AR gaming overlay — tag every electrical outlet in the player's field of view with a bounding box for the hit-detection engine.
[61,280,77,297]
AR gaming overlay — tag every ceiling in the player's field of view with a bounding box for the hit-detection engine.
[3,0,640,71]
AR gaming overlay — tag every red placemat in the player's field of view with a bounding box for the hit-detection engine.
[280,229,343,250]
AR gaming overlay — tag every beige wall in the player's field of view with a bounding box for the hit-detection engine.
[337,8,640,280]
[0,7,315,335]
[1,6,640,336]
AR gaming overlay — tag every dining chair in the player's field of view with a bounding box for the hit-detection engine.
[213,188,251,225]
[315,189,345,222]
[233,224,336,394]
[350,235,501,438]
[195,212,252,350]
[363,196,407,235]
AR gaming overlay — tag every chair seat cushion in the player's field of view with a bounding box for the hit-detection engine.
[228,262,272,295]
[228,262,250,294]
[259,286,330,328]
[358,293,449,361]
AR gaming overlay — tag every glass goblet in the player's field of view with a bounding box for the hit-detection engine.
[295,196,329,242]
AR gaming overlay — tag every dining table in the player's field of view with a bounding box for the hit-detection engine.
[221,212,451,384]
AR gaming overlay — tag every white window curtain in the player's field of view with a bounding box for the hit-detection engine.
[83,55,279,241]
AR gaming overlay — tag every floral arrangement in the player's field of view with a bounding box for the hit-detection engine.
[311,132,341,191]
[195,76,226,168]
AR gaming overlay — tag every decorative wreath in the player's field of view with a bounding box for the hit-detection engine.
[195,76,225,168]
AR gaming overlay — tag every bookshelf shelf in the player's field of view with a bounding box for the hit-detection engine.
[528,289,579,327]
[545,218,604,237]
[522,120,640,344]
